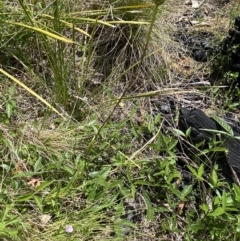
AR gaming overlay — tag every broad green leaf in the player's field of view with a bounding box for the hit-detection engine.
[200,204,209,213]
[199,146,227,156]
[200,129,232,137]
[197,163,204,180]
[222,190,227,210]
[0,164,10,171]
[233,183,240,202]
[213,194,221,206]
[188,224,204,232]
[169,185,182,199]
[130,127,139,138]
[0,228,18,236]
[211,115,233,136]
[166,171,180,184]
[225,207,239,212]
[181,185,193,199]
[34,180,54,194]
[1,204,14,222]
[34,158,43,172]
[6,101,15,118]
[208,147,227,152]
[210,169,218,187]
[5,216,21,226]
[186,127,192,138]
[88,183,97,201]
[62,165,74,175]
[172,128,185,137]
[154,113,161,124]
[187,165,198,178]
[34,195,43,212]
[207,207,225,217]
[17,194,33,202]
[142,189,154,220]
[168,139,178,151]
[131,184,136,199]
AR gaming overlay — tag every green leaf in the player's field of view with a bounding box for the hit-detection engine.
[181,185,193,199]
[6,102,13,118]
[34,180,54,194]
[186,127,192,138]
[134,180,154,186]
[34,158,43,172]
[233,183,240,202]
[188,224,204,232]
[0,164,10,171]
[5,216,21,226]
[7,21,75,43]
[34,195,43,212]
[166,170,180,184]
[210,169,218,187]
[154,113,161,124]
[17,194,33,202]
[168,139,178,151]
[142,189,154,220]
[0,68,65,119]
[200,129,232,137]
[130,127,139,138]
[211,115,233,136]
[172,128,185,137]
[0,228,18,236]
[62,165,74,175]
[169,185,182,199]
[0,204,14,222]
[187,165,198,178]
[222,190,227,210]
[207,207,225,217]
[197,163,204,180]
[200,204,209,213]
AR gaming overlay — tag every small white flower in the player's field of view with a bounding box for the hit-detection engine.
[66,225,73,233]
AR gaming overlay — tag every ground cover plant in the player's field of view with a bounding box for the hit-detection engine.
[1,0,240,240]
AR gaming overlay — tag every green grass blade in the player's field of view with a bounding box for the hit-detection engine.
[6,21,75,43]
[0,68,66,119]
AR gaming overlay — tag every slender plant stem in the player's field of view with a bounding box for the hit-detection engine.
[86,4,160,153]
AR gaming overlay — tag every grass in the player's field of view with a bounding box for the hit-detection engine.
[1,0,240,240]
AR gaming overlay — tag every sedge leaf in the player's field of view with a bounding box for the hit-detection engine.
[207,207,225,217]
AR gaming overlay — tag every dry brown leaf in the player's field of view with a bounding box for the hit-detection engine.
[192,0,199,8]
[13,160,27,174]
[177,201,185,214]
[190,20,199,25]
[27,178,42,188]
[39,214,51,226]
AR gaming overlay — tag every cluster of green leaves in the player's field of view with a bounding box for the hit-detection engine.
[1,92,240,241]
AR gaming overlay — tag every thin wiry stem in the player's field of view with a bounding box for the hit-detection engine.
[86,3,161,153]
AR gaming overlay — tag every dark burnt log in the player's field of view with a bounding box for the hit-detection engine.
[178,108,240,183]
[179,108,217,143]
